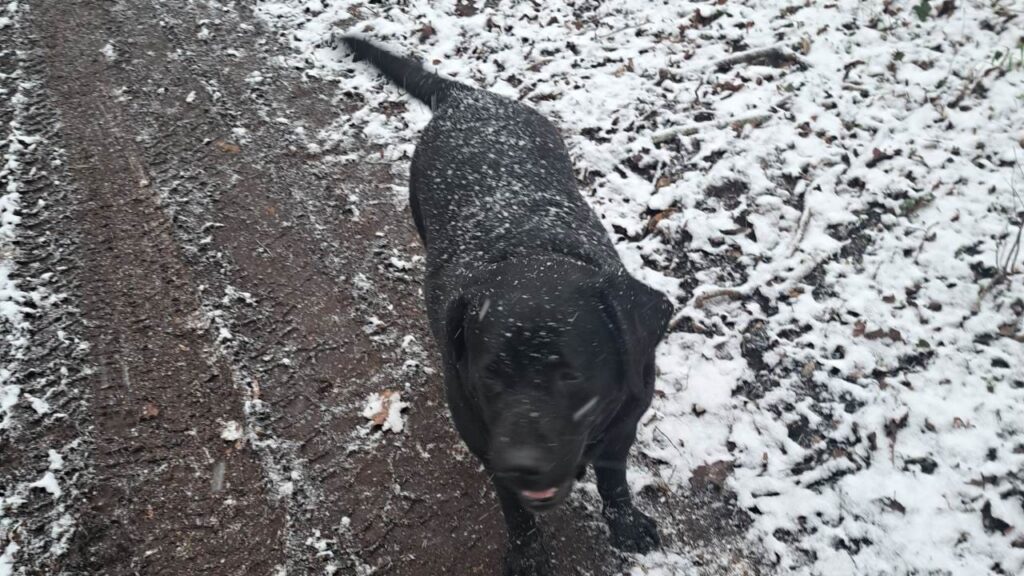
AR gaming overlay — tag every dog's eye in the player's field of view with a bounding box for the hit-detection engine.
[559,370,582,384]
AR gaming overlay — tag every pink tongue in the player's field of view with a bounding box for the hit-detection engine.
[522,487,558,500]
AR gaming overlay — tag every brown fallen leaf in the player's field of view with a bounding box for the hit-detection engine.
[645,207,677,235]
[213,139,241,154]
[998,323,1018,337]
[866,148,899,168]
[715,80,744,92]
[853,320,867,337]
[418,24,436,42]
[691,9,724,27]
[372,391,394,426]
[690,460,734,492]
[142,402,160,420]
[454,0,478,17]
[365,390,408,431]
[936,0,957,18]
[864,328,903,342]
[885,412,909,441]
[527,59,551,73]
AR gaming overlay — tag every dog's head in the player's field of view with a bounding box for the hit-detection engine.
[445,263,672,511]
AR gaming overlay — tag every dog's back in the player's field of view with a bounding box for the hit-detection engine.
[342,37,619,272]
[412,87,618,271]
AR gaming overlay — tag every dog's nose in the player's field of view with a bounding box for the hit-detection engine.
[493,447,551,479]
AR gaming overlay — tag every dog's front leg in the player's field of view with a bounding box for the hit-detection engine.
[494,480,551,576]
[595,432,660,553]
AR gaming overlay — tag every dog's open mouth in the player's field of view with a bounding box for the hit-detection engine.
[521,487,558,502]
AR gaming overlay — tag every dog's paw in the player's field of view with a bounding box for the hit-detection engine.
[503,537,551,576]
[603,504,661,553]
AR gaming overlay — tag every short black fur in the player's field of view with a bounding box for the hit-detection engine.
[343,36,674,576]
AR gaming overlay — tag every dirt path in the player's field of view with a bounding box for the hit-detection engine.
[2,1,754,575]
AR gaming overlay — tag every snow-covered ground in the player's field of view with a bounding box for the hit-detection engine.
[256,0,1024,574]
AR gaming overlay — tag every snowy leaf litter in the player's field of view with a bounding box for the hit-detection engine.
[256,1,1024,573]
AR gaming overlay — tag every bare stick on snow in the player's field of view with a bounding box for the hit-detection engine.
[652,93,793,144]
[707,43,810,72]
[692,287,747,308]
[672,284,754,319]
[786,164,847,257]
[651,111,774,144]
[666,287,747,331]
[788,203,813,258]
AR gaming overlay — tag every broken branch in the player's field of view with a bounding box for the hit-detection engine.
[706,43,810,72]
[652,111,774,143]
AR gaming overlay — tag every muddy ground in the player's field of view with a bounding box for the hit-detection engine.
[1,1,754,574]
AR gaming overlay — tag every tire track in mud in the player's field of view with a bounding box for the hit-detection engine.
[26,2,288,574]
[1,12,91,574]
[12,0,753,574]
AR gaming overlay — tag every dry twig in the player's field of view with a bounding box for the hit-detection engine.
[705,43,810,72]
[652,111,773,144]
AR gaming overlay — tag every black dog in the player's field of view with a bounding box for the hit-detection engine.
[343,37,673,575]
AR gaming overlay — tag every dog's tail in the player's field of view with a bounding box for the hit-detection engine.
[341,36,464,107]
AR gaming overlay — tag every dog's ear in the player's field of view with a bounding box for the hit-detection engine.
[597,271,673,397]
